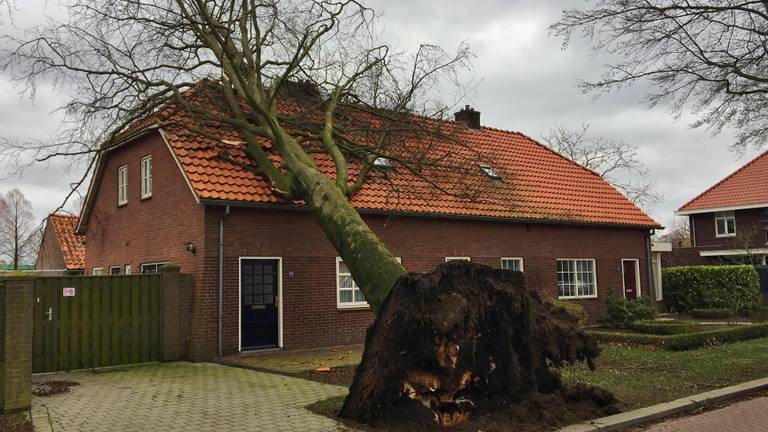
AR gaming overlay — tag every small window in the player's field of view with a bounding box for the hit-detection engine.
[501,257,524,272]
[557,259,597,299]
[373,157,394,169]
[714,211,736,237]
[479,163,502,180]
[337,257,400,309]
[141,155,153,199]
[109,266,121,275]
[141,262,169,274]
[92,267,104,276]
[117,165,128,205]
[125,264,132,275]
[445,257,471,262]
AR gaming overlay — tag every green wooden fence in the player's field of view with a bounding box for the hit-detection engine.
[32,275,163,373]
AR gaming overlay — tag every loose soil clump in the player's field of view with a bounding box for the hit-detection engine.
[32,380,81,397]
[0,414,33,432]
[339,262,616,427]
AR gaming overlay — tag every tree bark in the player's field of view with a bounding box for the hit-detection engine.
[289,156,406,313]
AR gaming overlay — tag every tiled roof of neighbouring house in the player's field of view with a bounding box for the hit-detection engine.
[48,213,86,270]
[115,81,661,228]
[678,149,768,213]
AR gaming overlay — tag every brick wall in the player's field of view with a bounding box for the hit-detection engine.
[190,205,652,360]
[691,208,767,249]
[0,279,33,413]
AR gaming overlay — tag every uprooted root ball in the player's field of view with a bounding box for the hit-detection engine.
[339,261,611,426]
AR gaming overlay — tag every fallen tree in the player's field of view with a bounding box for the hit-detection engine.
[340,261,610,427]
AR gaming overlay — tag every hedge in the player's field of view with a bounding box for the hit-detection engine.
[691,308,733,319]
[549,299,588,327]
[662,265,761,314]
[628,320,702,335]
[587,323,768,350]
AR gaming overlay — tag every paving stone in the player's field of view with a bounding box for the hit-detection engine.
[642,396,768,432]
[31,362,357,432]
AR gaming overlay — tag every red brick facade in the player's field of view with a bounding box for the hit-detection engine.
[84,132,654,361]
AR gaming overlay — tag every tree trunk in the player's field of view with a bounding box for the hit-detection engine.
[291,161,406,313]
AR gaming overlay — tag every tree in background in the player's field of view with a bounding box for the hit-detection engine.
[656,217,692,248]
[551,1,768,152]
[542,124,660,209]
[0,188,39,269]
[2,0,479,311]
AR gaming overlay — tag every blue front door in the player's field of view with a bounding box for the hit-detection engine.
[241,259,279,349]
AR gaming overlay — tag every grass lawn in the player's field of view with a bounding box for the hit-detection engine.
[562,337,768,409]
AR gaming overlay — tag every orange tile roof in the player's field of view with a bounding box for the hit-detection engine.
[48,214,85,270]
[136,81,660,228]
[678,149,768,213]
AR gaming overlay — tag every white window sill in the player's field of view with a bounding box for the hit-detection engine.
[337,303,370,310]
[558,295,598,300]
[715,234,737,238]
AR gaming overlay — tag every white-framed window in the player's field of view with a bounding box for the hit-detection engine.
[445,257,471,262]
[125,264,132,275]
[141,262,169,274]
[557,259,597,299]
[501,257,524,272]
[117,165,128,205]
[715,211,736,237]
[109,266,121,275]
[337,257,400,309]
[140,155,153,199]
[92,267,104,276]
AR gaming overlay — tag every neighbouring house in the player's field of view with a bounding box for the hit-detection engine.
[76,81,661,361]
[674,149,768,266]
[35,213,86,275]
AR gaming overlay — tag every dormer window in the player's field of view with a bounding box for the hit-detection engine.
[479,163,502,180]
[715,211,736,237]
[373,157,394,169]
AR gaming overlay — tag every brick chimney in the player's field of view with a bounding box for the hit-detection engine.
[454,105,481,129]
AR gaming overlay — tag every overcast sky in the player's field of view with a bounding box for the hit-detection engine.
[0,0,762,230]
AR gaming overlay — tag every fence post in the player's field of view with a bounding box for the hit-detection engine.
[159,264,187,362]
[0,278,34,413]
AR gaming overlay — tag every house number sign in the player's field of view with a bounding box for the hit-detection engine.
[62,287,76,297]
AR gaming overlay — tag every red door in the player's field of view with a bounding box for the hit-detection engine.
[623,260,638,299]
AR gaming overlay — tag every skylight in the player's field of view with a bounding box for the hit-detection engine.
[373,157,394,169]
[479,163,502,180]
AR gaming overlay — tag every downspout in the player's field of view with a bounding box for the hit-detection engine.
[646,229,655,302]
[218,205,230,358]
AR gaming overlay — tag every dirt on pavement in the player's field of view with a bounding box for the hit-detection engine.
[0,414,34,432]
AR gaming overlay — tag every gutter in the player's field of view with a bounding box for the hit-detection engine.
[218,205,230,358]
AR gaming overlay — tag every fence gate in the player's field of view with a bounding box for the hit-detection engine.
[756,266,768,304]
[33,275,162,373]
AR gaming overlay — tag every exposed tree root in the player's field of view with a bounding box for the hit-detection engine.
[339,261,607,426]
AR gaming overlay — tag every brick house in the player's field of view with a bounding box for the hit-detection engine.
[76,83,660,361]
[674,149,768,266]
[35,213,85,274]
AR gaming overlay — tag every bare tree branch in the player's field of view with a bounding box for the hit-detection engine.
[551,1,768,152]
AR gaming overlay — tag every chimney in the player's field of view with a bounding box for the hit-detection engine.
[454,105,481,129]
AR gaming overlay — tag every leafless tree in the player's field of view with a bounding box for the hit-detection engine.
[656,216,691,247]
[542,123,660,208]
[0,0,483,310]
[0,188,39,269]
[551,1,768,152]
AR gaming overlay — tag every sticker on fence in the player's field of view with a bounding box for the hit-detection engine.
[62,287,76,297]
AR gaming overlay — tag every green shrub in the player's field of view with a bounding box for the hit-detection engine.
[663,265,761,314]
[587,323,768,350]
[750,305,768,322]
[598,291,656,328]
[629,320,702,335]
[691,308,733,319]
[549,299,588,326]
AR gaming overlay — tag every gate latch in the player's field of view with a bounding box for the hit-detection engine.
[45,307,53,321]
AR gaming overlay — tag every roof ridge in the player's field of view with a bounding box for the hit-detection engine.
[678,147,768,211]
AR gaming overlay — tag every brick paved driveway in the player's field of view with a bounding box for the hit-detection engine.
[642,396,768,432]
[31,362,356,432]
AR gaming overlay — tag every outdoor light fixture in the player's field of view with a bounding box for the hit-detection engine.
[186,242,196,254]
